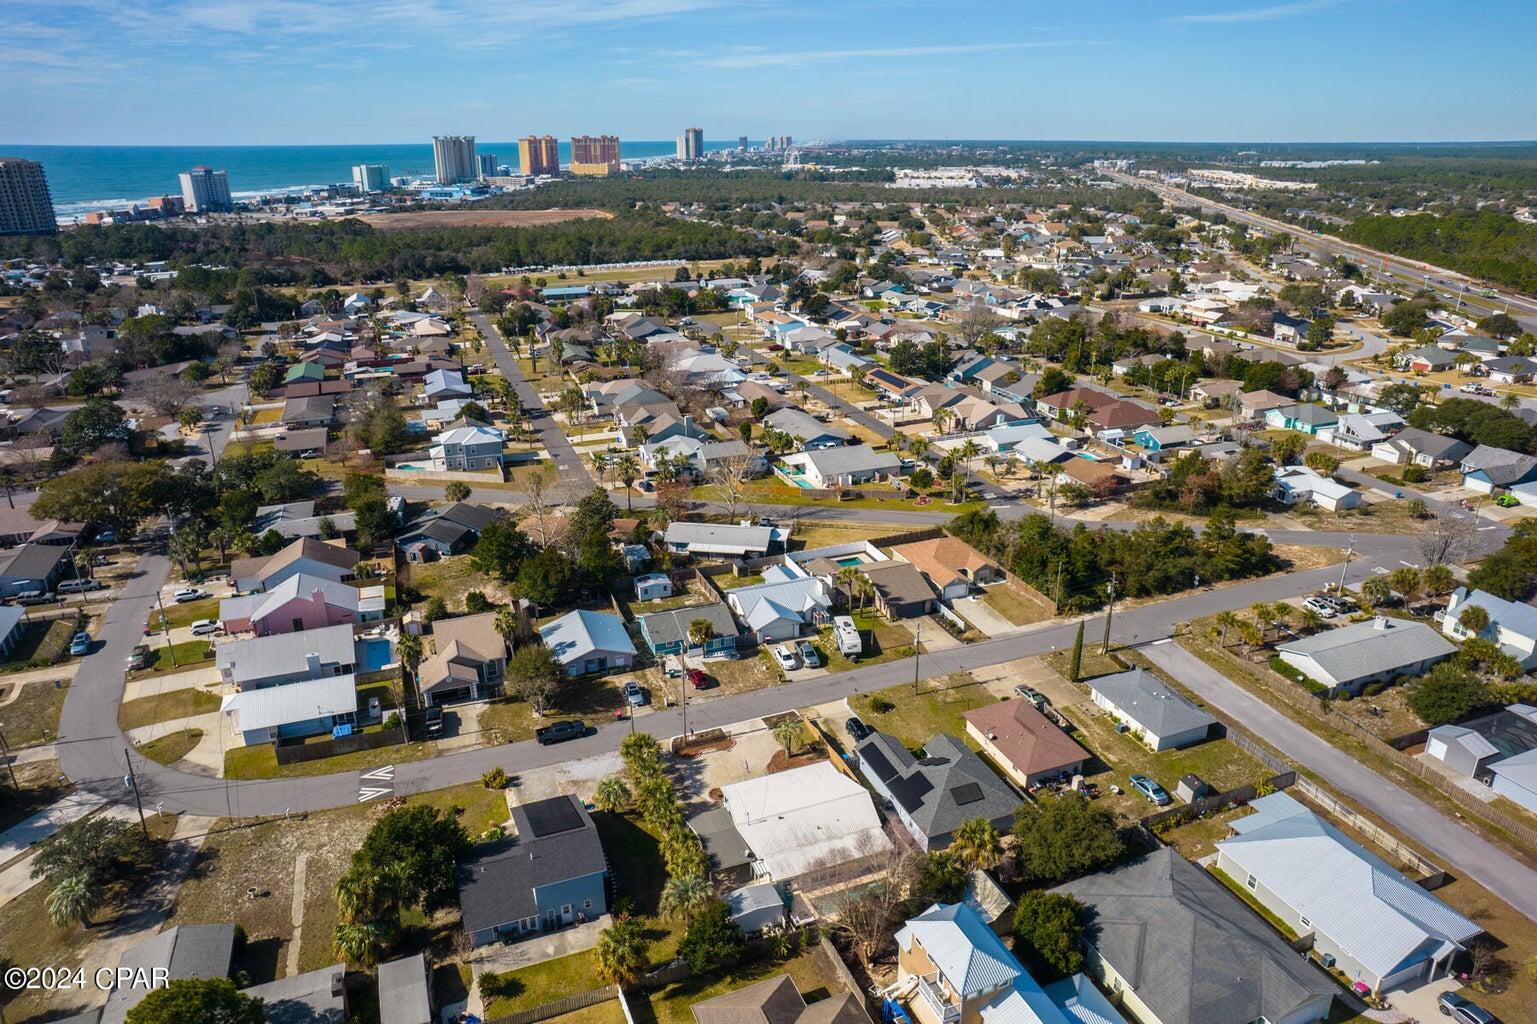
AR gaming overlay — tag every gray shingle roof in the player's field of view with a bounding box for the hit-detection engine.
[637,602,739,647]
[458,796,608,934]
[100,925,235,1024]
[1275,617,1456,686]
[1054,849,1334,1024]
[1090,668,1217,737]
[377,953,433,1024]
[856,732,1017,841]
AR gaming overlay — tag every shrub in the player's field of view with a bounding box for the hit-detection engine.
[1406,662,1491,725]
[482,767,508,790]
[383,711,403,730]
[868,696,895,714]
[1401,464,1427,483]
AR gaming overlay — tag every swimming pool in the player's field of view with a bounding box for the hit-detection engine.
[835,556,865,567]
[357,637,394,672]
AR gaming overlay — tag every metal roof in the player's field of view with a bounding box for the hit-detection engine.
[538,609,636,667]
[895,902,1022,999]
[665,521,774,554]
[221,674,357,732]
[216,623,356,685]
[720,762,889,879]
[1218,793,1481,978]
[1275,617,1456,687]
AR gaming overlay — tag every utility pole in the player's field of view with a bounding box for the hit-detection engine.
[0,727,17,789]
[124,750,149,839]
[1101,579,1116,655]
[911,618,922,695]
[155,590,178,667]
[1337,533,1354,595]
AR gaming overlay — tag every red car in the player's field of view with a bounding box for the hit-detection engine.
[686,668,713,689]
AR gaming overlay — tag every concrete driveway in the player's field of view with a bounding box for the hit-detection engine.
[952,595,1020,637]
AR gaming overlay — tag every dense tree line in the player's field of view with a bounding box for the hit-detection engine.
[1408,397,1537,454]
[947,509,1275,612]
[1341,210,1537,293]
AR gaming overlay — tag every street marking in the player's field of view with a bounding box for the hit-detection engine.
[360,766,395,781]
[1398,561,1419,568]
[358,764,395,802]
[358,787,391,803]
[1374,567,1389,574]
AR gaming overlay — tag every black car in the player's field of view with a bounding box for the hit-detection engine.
[846,716,871,741]
[423,706,444,735]
[535,719,587,745]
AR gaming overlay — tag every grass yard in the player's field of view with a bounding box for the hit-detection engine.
[128,639,215,678]
[1043,648,1125,682]
[642,947,842,1024]
[0,758,72,837]
[1155,803,1251,860]
[222,735,441,780]
[546,1000,627,1024]
[119,687,220,731]
[407,556,513,612]
[978,584,1055,627]
[483,949,605,1018]
[248,407,282,425]
[478,675,631,745]
[0,676,69,747]
[0,620,65,673]
[813,612,916,673]
[147,596,221,631]
[696,653,779,696]
[849,674,997,750]
[137,728,204,766]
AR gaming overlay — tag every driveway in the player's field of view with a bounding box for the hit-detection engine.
[1142,641,1537,922]
[951,595,1020,637]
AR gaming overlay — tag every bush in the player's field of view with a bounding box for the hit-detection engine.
[1406,662,1491,725]
[465,591,493,614]
[1011,795,1125,884]
[1012,891,1085,981]
[868,696,895,714]
[482,767,508,789]
[1402,464,1427,483]
[383,711,403,730]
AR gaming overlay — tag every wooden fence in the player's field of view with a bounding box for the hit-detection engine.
[1292,777,1448,886]
[486,985,619,1024]
[273,725,407,765]
[1140,771,1297,831]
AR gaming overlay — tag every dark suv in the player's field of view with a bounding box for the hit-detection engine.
[535,719,587,745]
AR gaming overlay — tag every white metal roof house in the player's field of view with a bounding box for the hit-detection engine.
[780,444,901,489]
[1089,668,1217,751]
[724,564,833,642]
[1216,792,1480,996]
[1275,617,1456,695]
[538,609,636,678]
[221,673,358,746]
[217,623,358,690]
[1489,748,1537,815]
[664,521,777,558]
[1318,411,1403,452]
[1441,586,1537,669]
[719,761,890,880]
[1272,465,1363,512]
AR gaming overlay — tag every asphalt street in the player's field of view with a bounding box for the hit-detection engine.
[1144,642,1537,922]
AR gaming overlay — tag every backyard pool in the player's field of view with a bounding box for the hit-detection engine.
[357,637,395,672]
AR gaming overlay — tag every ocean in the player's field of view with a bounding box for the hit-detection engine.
[1,140,755,219]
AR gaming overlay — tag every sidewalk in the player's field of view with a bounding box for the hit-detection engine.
[0,790,104,864]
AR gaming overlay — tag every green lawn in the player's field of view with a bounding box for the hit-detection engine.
[644,948,840,1024]
[483,950,602,1018]
[849,675,998,750]
[979,584,1054,627]
[137,728,204,765]
[0,676,69,747]
[129,640,215,678]
[147,596,221,631]
[223,736,441,780]
[119,687,220,731]
[0,621,64,673]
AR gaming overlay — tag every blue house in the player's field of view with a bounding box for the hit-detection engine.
[459,795,609,946]
[1263,403,1338,436]
[636,602,740,657]
[539,609,637,677]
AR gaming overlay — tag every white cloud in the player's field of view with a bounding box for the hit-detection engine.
[697,40,1101,69]
[1175,1,1337,24]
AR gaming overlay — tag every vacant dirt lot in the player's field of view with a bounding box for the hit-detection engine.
[357,209,614,229]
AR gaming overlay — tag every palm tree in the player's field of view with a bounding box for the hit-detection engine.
[494,607,520,650]
[1501,393,1521,412]
[396,633,422,683]
[1214,610,1240,647]
[593,776,631,813]
[957,439,980,473]
[1388,566,1422,607]
[1361,575,1392,608]
[336,870,392,926]
[1422,564,1456,596]
[948,818,1003,872]
[1297,607,1325,634]
[635,774,676,825]
[46,874,97,928]
[932,407,955,435]
[660,875,714,923]
[1250,602,1277,642]
[1456,603,1491,637]
[687,618,716,652]
[167,526,206,580]
[1237,621,1264,656]
[615,454,640,512]
[593,917,649,987]
[852,573,876,616]
[333,920,391,968]
[836,566,861,611]
[772,716,803,755]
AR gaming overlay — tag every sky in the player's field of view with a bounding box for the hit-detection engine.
[4,0,1536,146]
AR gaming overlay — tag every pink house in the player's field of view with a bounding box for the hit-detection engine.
[219,574,362,637]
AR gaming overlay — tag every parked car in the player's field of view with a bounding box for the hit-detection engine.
[173,588,208,603]
[189,619,221,636]
[68,632,91,656]
[1496,494,1521,508]
[686,668,713,689]
[1438,992,1497,1024]
[126,643,153,670]
[13,590,53,605]
[1302,596,1341,617]
[846,716,872,741]
[1013,685,1049,709]
[57,578,106,594]
[772,644,800,671]
[796,640,822,669]
[536,719,587,745]
[622,681,647,707]
[1128,773,1171,806]
[423,706,444,735]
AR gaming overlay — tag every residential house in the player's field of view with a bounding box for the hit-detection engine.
[1034,387,1116,422]
[858,561,938,619]
[539,609,636,677]
[963,698,1087,788]
[221,673,359,745]
[691,975,871,1024]
[0,605,26,660]
[893,902,1124,1024]
[458,795,609,945]
[429,425,505,471]
[1370,427,1471,469]
[1054,849,1336,1024]
[94,925,239,1024]
[1275,616,1456,694]
[1318,411,1403,452]
[636,602,740,658]
[1424,704,1537,780]
[1273,466,1364,512]
[780,444,901,489]
[1215,792,1480,995]
[1190,378,1243,408]
[1056,457,1127,496]
[1485,356,1537,385]
[726,564,833,642]
[664,522,778,559]
[763,408,851,449]
[273,427,330,458]
[251,500,357,541]
[0,505,83,548]
[220,573,379,636]
[1403,346,1459,373]
[1236,389,1293,421]
[1088,399,1160,435]
[634,573,673,602]
[0,543,70,598]
[284,362,326,386]
[1441,587,1537,669]
[231,537,359,594]
[891,537,1003,601]
[1264,403,1338,436]
[216,623,358,691]
[708,761,890,880]
[855,732,1018,850]
[397,502,504,561]
[1089,668,1217,751]
[423,368,472,401]
[282,395,336,429]
[1460,445,1537,493]
[419,612,507,705]
[1132,425,1197,452]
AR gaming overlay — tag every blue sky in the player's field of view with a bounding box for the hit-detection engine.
[4,0,1535,145]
